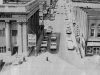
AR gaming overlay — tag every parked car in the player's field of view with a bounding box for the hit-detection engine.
[46,29,52,34]
[51,36,57,41]
[50,16,55,21]
[43,36,49,41]
[46,26,53,34]
[50,42,57,50]
[41,41,48,48]
[40,47,46,52]
[66,38,75,50]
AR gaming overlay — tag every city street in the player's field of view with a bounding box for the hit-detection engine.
[42,0,100,75]
[1,0,100,75]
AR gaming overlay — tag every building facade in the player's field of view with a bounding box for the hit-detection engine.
[73,6,100,56]
[0,0,40,60]
[83,8,100,56]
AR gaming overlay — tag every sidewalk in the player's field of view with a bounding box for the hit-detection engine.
[0,52,85,75]
[29,33,44,56]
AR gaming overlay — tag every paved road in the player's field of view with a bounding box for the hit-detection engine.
[48,33,60,54]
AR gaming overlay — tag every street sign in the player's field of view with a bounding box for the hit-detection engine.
[28,34,36,47]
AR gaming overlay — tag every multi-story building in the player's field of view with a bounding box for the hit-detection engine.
[72,2,100,56]
[0,0,40,61]
[83,8,100,56]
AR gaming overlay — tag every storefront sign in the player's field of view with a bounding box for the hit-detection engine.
[87,42,100,46]
[28,34,36,47]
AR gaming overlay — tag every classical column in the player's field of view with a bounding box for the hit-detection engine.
[5,20,11,55]
[22,22,28,57]
[17,22,23,56]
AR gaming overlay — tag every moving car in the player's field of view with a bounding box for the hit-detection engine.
[50,15,55,21]
[46,26,53,34]
[66,38,74,50]
[66,29,72,34]
[66,26,72,34]
[50,42,57,50]
[65,16,69,20]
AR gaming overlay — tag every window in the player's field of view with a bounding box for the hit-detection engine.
[12,30,17,36]
[98,24,100,28]
[90,23,96,37]
[91,29,94,36]
[97,24,100,37]
[91,23,95,27]
[0,28,5,36]
[97,29,100,37]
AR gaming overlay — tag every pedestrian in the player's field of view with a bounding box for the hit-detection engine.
[46,57,48,61]
[46,57,51,63]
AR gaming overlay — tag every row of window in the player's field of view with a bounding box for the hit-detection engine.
[91,29,100,37]
[90,23,100,37]
[0,46,6,53]
[0,29,17,36]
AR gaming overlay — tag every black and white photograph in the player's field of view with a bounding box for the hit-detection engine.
[0,0,100,75]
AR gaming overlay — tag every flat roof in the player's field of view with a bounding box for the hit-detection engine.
[0,0,38,13]
[82,8,100,16]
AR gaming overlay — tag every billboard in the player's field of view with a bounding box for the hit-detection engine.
[28,34,36,47]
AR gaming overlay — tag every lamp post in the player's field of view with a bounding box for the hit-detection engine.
[34,47,37,56]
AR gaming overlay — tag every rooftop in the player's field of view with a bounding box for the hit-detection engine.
[0,0,38,13]
[82,8,100,16]
[72,0,100,4]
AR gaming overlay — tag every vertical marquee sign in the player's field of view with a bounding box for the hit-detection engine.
[28,34,36,47]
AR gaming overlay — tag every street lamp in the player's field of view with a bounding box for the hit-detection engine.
[34,47,37,56]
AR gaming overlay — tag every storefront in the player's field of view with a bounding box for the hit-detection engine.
[86,41,100,56]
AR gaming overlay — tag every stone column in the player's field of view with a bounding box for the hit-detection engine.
[17,21,23,56]
[5,20,11,56]
[22,22,28,57]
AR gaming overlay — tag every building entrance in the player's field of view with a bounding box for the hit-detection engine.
[86,46,100,56]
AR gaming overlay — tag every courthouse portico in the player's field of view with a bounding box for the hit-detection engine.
[0,0,40,59]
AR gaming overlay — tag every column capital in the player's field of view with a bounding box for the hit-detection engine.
[22,22,27,25]
[17,19,27,23]
[17,20,27,25]
[5,20,9,23]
